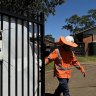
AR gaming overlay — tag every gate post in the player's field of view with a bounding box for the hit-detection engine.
[0,30,3,96]
[40,12,45,96]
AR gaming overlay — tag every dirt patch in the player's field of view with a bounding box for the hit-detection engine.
[45,63,96,96]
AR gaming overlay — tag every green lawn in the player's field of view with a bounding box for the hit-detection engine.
[77,55,96,62]
[45,56,96,71]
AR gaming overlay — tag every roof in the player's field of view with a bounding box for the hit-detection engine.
[75,25,96,34]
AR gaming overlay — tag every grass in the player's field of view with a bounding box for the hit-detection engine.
[77,55,96,62]
[45,62,54,71]
[45,56,96,71]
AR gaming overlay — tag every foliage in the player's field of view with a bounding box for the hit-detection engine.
[80,15,95,28]
[62,15,81,34]
[62,9,96,34]
[88,9,96,23]
[0,0,65,18]
[45,34,54,40]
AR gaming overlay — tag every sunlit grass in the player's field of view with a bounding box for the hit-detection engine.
[45,62,54,71]
[77,55,96,62]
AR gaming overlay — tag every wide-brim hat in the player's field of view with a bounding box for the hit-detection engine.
[56,36,78,47]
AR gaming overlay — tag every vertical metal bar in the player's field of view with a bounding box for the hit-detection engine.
[21,20,24,96]
[32,23,35,95]
[37,13,40,96]
[0,60,3,96]
[40,12,45,96]
[15,18,18,96]
[8,16,11,96]
[27,21,30,96]
[0,14,3,96]
[0,61,1,96]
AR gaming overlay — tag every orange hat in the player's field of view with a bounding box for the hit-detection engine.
[56,36,78,47]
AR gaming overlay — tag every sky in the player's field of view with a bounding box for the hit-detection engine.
[45,0,96,41]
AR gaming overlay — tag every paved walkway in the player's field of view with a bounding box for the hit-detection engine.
[45,62,96,96]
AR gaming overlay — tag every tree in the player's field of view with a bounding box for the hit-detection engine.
[62,15,81,34]
[88,9,96,23]
[0,0,65,18]
[62,9,96,35]
[80,15,95,28]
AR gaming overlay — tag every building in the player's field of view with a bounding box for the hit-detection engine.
[75,25,96,55]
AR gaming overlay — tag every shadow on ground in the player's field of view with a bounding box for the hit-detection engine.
[45,93,54,96]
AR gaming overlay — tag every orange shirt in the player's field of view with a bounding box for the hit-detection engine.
[45,48,85,78]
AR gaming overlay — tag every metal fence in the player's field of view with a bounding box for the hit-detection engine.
[0,10,45,96]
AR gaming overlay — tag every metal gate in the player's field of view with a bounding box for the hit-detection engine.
[0,10,45,96]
